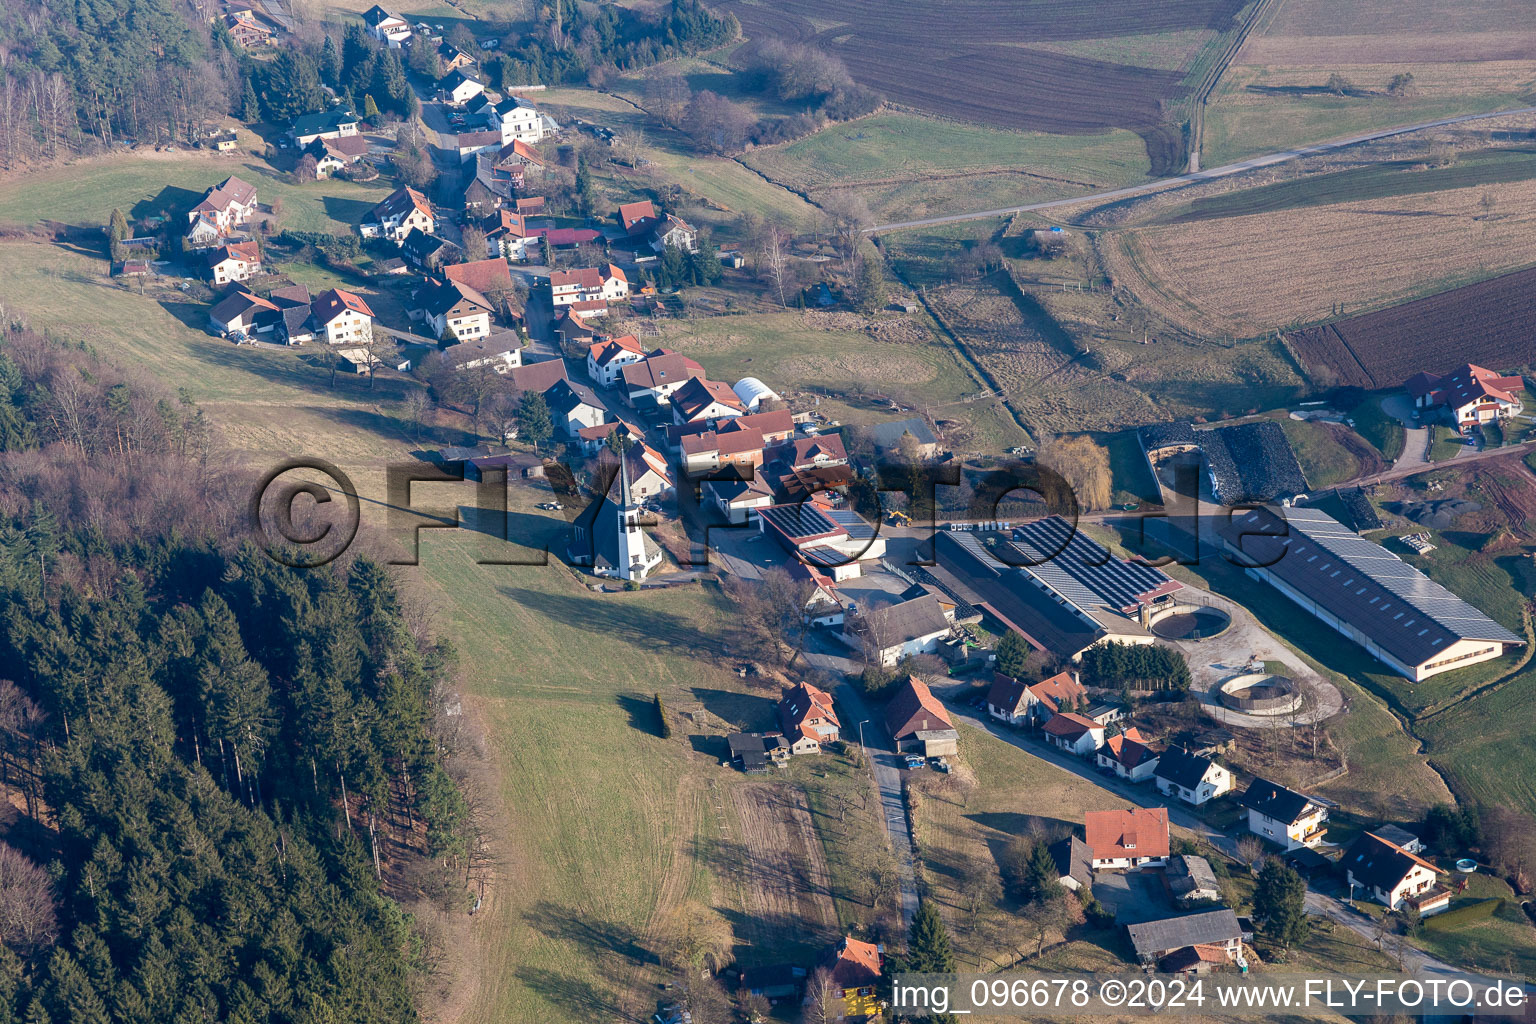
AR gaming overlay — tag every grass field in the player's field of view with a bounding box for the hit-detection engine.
[621,308,1029,452]
[1430,425,1466,462]
[741,112,1150,222]
[1277,416,1372,487]
[1106,176,1536,338]
[0,149,395,234]
[1205,0,1536,166]
[1350,395,1407,461]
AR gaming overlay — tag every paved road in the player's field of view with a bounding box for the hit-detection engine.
[937,689,1463,973]
[837,681,920,930]
[868,105,1536,234]
[1348,436,1536,488]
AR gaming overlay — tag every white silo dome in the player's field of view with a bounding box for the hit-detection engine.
[733,377,780,411]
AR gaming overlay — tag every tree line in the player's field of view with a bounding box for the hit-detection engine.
[0,320,472,1022]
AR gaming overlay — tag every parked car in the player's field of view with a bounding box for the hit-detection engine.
[903,754,925,769]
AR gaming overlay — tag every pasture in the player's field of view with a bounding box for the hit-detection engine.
[0,149,394,234]
[619,308,1030,452]
[740,112,1150,221]
[716,0,1249,173]
[1105,177,1536,339]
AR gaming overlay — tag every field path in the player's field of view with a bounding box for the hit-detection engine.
[869,104,1536,233]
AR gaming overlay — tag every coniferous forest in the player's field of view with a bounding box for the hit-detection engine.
[0,321,472,1023]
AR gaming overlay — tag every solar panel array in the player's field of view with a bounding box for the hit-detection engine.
[1231,505,1522,667]
[825,506,877,540]
[1008,516,1178,614]
[757,502,839,541]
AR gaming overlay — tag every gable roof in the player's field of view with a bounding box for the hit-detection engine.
[192,175,258,215]
[729,408,795,438]
[209,289,277,324]
[291,107,360,136]
[1049,835,1094,889]
[862,595,951,652]
[824,936,881,990]
[417,278,493,319]
[1155,746,1220,790]
[622,352,704,392]
[779,682,840,741]
[1084,806,1169,861]
[883,675,955,741]
[205,240,262,267]
[773,433,847,468]
[1028,670,1087,713]
[1431,363,1524,410]
[1126,909,1242,960]
[1341,832,1440,892]
[371,186,432,225]
[618,200,658,233]
[401,227,456,261]
[1239,777,1319,825]
[671,377,745,420]
[985,673,1030,716]
[544,378,603,416]
[311,287,375,323]
[550,267,603,290]
[1040,711,1101,741]
[511,358,570,393]
[1101,727,1157,769]
[590,334,646,369]
[441,68,481,90]
[444,257,514,295]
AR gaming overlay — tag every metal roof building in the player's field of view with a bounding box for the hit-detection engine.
[1222,505,1522,681]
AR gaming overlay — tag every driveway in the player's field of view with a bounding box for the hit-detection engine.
[836,681,920,929]
[1381,393,1431,475]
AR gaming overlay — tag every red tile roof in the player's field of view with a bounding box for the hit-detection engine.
[618,200,658,233]
[1102,727,1157,769]
[825,936,881,990]
[1041,711,1100,740]
[312,287,375,322]
[550,267,603,290]
[1028,671,1087,714]
[1084,807,1169,861]
[445,257,514,295]
[623,352,703,392]
[671,377,745,421]
[884,675,954,741]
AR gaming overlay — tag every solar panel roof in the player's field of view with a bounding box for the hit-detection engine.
[1225,505,1521,668]
[1006,516,1180,614]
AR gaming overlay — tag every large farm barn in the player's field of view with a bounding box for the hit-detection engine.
[716,0,1248,172]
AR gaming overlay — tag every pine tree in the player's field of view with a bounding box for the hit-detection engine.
[1253,859,1309,949]
[362,93,381,122]
[517,391,553,449]
[241,78,260,123]
[107,208,129,262]
[1026,840,1065,903]
[658,241,687,289]
[320,36,342,86]
[574,156,596,216]
[907,900,956,974]
[855,239,887,312]
[994,630,1031,679]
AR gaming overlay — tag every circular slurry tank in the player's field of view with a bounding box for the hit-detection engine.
[1218,672,1303,716]
[1150,603,1232,641]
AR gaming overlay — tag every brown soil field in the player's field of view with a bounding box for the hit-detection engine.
[1245,0,1536,63]
[716,0,1247,173]
[1106,176,1536,339]
[1286,264,1536,389]
[717,781,839,953]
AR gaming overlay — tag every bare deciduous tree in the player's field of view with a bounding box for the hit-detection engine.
[0,841,58,954]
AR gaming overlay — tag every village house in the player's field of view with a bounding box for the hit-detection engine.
[1371,824,1425,854]
[447,130,503,165]
[884,675,957,758]
[703,473,777,526]
[1026,670,1089,722]
[598,263,629,302]
[617,200,660,236]
[309,288,375,345]
[650,214,698,253]
[622,351,704,408]
[488,209,535,259]
[669,408,793,455]
[727,732,795,773]
[670,377,746,427]
[681,425,765,476]
[549,266,626,308]
[224,10,274,47]
[849,595,952,668]
[1041,712,1104,756]
[1084,806,1169,870]
[466,94,545,145]
[1240,777,1329,851]
[821,936,882,1020]
[187,175,258,239]
[553,307,595,349]
[984,673,1035,726]
[415,278,494,342]
[362,186,435,241]
[439,68,484,105]
[1154,747,1233,806]
[544,379,608,438]
[444,257,514,302]
[444,330,521,374]
[788,560,848,626]
[251,284,316,344]
[1406,363,1525,434]
[1049,835,1095,891]
[1126,909,1245,969]
[204,240,263,285]
[208,289,277,337]
[1095,727,1159,782]
[767,434,848,474]
[1340,832,1450,915]
[511,357,569,394]
[488,138,547,183]
[362,4,411,45]
[1167,854,1222,905]
[396,232,455,276]
[779,681,840,751]
[289,108,361,146]
[574,420,639,455]
[586,335,645,387]
[304,134,370,178]
[602,441,671,503]
[437,41,476,72]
